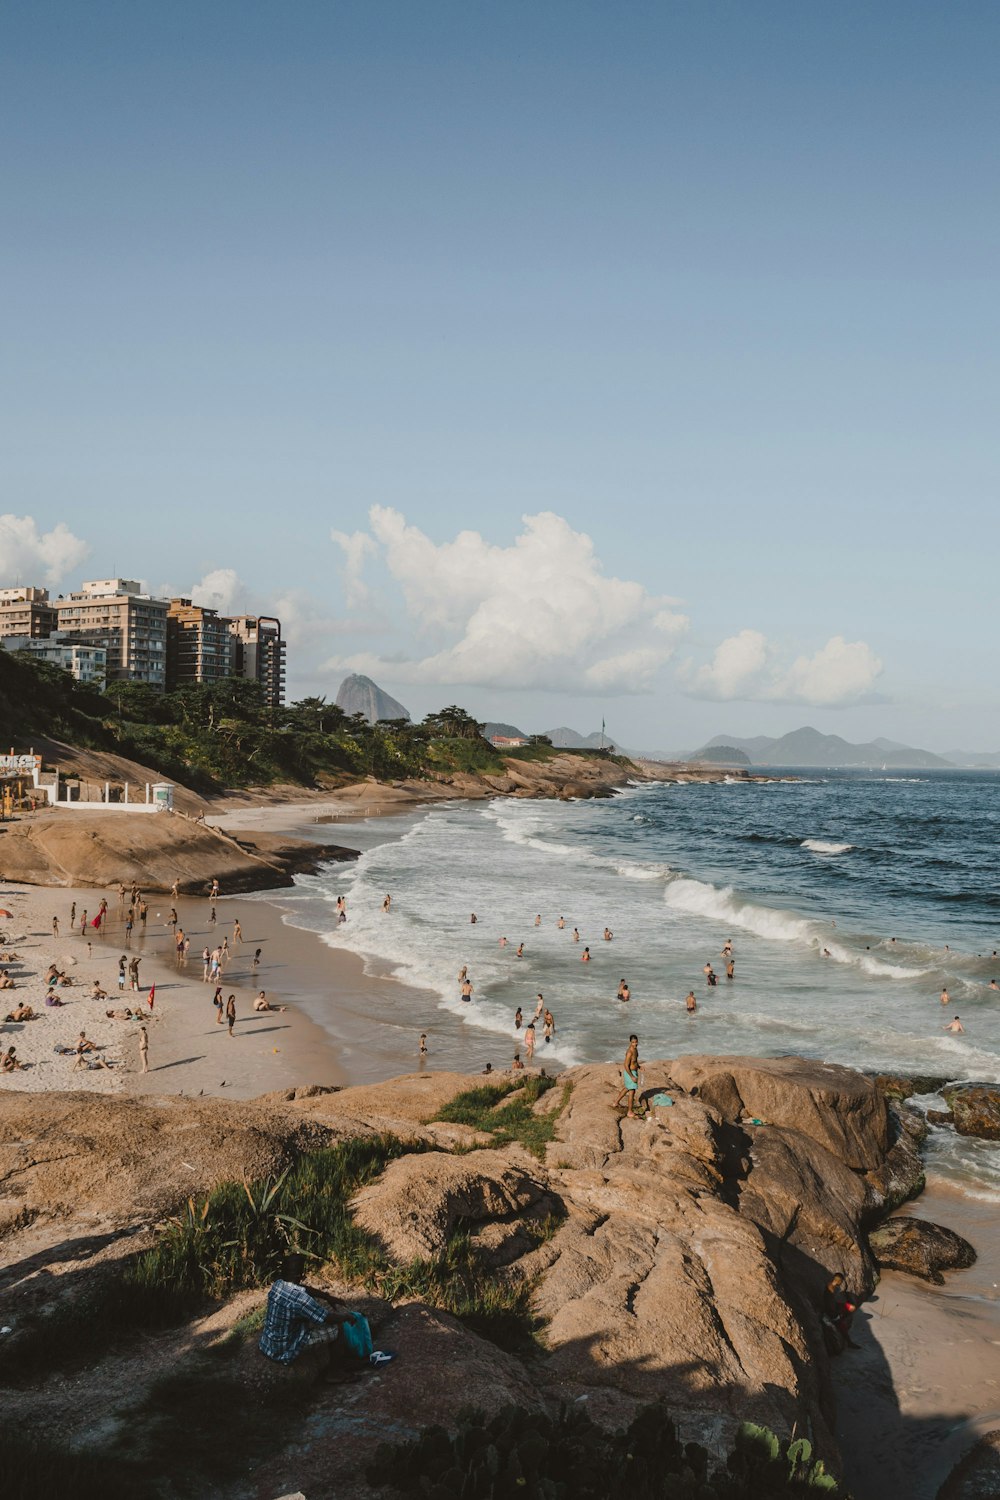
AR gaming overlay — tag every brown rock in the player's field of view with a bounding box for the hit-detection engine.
[669,1055,889,1169]
[864,1103,926,1215]
[350,1149,548,1261]
[868,1216,976,1284]
[936,1429,1000,1500]
[940,1085,1000,1141]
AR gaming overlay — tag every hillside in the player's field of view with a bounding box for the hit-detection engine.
[699,726,953,769]
[334,673,411,724]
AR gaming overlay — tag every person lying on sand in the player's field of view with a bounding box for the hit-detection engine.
[73,1053,114,1070]
[5,1004,35,1022]
[0,951,21,963]
[105,1008,136,1020]
[1,1046,25,1072]
[253,992,287,1013]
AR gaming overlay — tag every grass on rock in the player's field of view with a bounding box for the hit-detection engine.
[433,1075,569,1159]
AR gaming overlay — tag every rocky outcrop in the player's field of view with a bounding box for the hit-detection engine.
[869,1217,977,1284]
[864,1101,927,1214]
[940,1085,1000,1140]
[0,1055,974,1497]
[0,811,356,892]
[937,1430,1000,1500]
[335,673,410,724]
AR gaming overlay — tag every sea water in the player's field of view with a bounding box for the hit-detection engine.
[270,770,1000,1201]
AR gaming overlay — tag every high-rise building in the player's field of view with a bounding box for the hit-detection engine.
[1,633,107,688]
[0,586,58,640]
[166,599,238,689]
[228,615,286,708]
[56,579,168,689]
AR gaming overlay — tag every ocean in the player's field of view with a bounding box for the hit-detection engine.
[268,769,1000,1202]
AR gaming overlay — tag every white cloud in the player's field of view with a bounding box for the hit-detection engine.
[188,567,246,616]
[330,529,377,608]
[773,635,884,706]
[685,629,883,707]
[322,508,688,694]
[0,513,89,587]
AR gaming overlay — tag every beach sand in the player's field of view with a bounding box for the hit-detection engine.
[4,797,999,1495]
[833,1181,1000,1500]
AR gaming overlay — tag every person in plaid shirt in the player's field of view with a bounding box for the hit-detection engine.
[259,1253,395,1370]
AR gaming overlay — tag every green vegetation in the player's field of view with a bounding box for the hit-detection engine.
[433,1076,569,1159]
[6,1131,545,1388]
[0,649,529,789]
[369,1406,847,1498]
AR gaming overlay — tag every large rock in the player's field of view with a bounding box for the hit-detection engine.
[937,1429,1000,1500]
[350,1149,550,1261]
[940,1085,1000,1141]
[864,1102,926,1215]
[335,673,410,725]
[868,1217,977,1284]
[669,1055,889,1169]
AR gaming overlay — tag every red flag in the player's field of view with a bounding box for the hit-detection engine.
[147,983,155,1010]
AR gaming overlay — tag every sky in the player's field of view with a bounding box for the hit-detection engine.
[2,2,998,752]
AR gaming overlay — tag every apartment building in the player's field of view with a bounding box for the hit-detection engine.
[2,633,107,688]
[56,579,168,689]
[0,586,58,640]
[166,599,238,689]
[228,615,286,708]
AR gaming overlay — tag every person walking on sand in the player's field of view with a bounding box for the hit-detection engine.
[523,1022,536,1059]
[210,878,219,901]
[138,1025,149,1074]
[419,1032,428,1055]
[616,1035,642,1117]
[70,901,76,926]
[233,918,242,944]
[125,912,133,944]
[226,993,237,1036]
[171,879,179,901]
[943,1016,965,1033]
[252,948,261,972]
[129,956,141,992]
[52,916,59,937]
[80,910,88,936]
[202,946,211,980]
[214,986,224,1024]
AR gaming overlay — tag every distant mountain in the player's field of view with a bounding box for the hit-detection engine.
[335,674,410,725]
[943,749,1000,769]
[696,726,952,769]
[693,744,751,767]
[483,721,528,740]
[545,726,619,750]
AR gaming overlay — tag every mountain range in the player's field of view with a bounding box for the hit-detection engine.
[694,727,951,769]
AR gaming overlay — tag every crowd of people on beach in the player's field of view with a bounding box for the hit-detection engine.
[0,874,290,1086]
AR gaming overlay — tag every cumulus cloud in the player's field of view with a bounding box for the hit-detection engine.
[322,508,688,694]
[686,630,883,707]
[168,569,338,652]
[0,513,89,587]
[330,528,377,608]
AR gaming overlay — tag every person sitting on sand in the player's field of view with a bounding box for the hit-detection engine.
[75,1031,99,1053]
[2,1046,24,1072]
[482,1062,494,1075]
[253,991,287,1013]
[5,1003,35,1022]
[90,981,108,1000]
[259,1252,392,1372]
[511,1052,524,1071]
[45,992,64,1007]
[0,970,15,989]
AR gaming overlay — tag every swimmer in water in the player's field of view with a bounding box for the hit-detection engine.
[516,943,524,957]
[543,1009,555,1043]
[721,940,733,958]
[581,946,591,962]
[532,993,544,1020]
[704,964,717,986]
[524,1022,536,1059]
[725,959,735,980]
[470,913,477,924]
[603,928,613,941]
[572,927,580,943]
[534,914,541,927]
[458,965,468,982]
[557,917,565,930]
[990,980,999,992]
[940,987,950,1006]
[514,1006,523,1029]
[685,991,697,1014]
[499,936,508,948]
[943,1016,964,1033]
[419,1032,428,1054]
[461,978,474,1002]
[383,894,391,913]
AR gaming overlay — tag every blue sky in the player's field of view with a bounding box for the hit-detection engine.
[2,2,997,750]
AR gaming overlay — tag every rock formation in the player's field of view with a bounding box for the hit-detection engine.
[940,1084,1000,1140]
[335,673,410,724]
[0,1055,974,1499]
[868,1216,977,1284]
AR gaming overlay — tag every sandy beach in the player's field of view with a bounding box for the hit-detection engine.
[3,796,999,1495]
